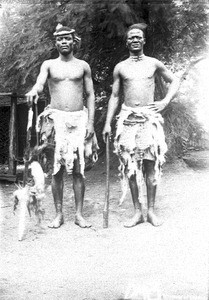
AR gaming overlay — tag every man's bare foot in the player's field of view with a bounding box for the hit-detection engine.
[75,215,92,228]
[48,214,64,228]
[147,211,163,226]
[124,212,144,228]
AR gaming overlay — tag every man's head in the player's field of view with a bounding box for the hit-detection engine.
[54,24,80,56]
[125,23,147,54]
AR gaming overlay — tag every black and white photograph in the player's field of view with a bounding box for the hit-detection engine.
[0,1,209,299]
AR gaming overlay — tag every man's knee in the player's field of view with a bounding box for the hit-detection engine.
[129,174,136,182]
[146,174,156,186]
[73,158,84,179]
[129,174,138,189]
[73,169,84,181]
[144,160,155,176]
[52,166,64,183]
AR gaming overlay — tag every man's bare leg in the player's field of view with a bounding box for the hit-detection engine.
[124,174,144,228]
[48,166,64,228]
[73,159,91,228]
[144,160,162,226]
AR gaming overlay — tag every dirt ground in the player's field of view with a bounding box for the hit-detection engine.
[1,151,209,300]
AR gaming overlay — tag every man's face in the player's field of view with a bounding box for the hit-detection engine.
[126,29,145,52]
[55,34,74,55]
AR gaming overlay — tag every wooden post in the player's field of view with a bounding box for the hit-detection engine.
[8,93,17,175]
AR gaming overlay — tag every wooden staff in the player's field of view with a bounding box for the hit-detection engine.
[34,102,39,147]
[103,133,110,228]
[23,105,33,186]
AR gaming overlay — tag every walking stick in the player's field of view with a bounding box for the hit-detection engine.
[34,102,39,147]
[23,104,33,186]
[103,133,110,228]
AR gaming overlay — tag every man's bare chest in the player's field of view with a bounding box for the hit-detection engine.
[121,62,156,82]
[49,64,84,82]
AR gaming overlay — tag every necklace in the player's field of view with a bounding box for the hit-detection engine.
[129,54,145,62]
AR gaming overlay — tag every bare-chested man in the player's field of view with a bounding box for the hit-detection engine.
[26,25,98,228]
[103,23,179,227]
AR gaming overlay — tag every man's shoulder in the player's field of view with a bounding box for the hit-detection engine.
[74,57,89,65]
[74,58,91,70]
[144,55,163,66]
[114,60,128,72]
[42,58,57,68]
[144,55,159,64]
[117,59,128,66]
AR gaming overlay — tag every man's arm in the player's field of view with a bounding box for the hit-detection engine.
[102,64,121,142]
[26,60,50,105]
[149,60,180,112]
[83,62,95,139]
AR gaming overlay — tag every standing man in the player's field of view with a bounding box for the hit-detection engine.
[103,23,179,227]
[26,24,98,228]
